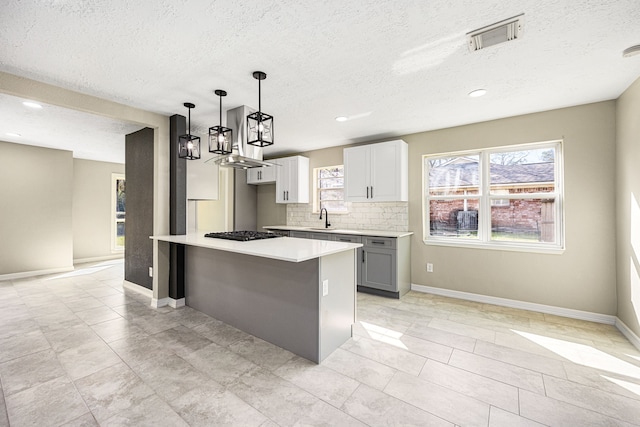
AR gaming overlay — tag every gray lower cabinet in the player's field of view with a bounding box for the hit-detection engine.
[280,230,410,298]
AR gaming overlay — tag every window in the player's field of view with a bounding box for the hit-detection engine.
[423,141,563,253]
[314,165,347,213]
[112,174,125,252]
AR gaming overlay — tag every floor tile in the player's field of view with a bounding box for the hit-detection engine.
[448,349,546,394]
[384,371,490,427]
[0,329,50,363]
[4,376,89,427]
[57,339,122,380]
[89,316,148,343]
[107,334,175,368]
[74,362,155,423]
[488,406,545,427]
[59,412,99,426]
[182,342,260,386]
[519,388,637,427]
[228,335,296,371]
[152,325,213,357]
[170,380,268,427]
[342,384,454,426]
[274,356,360,407]
[101,394,189,427]
[131,353,206,401]
[322,348,397,390]
[0,384,8,427]
[64,296,105,313]
[405,319,477,352]
[342,335,427,375]
[192,318,252,347]
[473,340,567,378]
[419,359,519,413]
[429,317,497,342]
[43,322,102,353]
[75,305,121,325]
[543,374,640,424]
[0,349,66,396]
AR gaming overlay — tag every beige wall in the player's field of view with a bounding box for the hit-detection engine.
[616,76,640,336]
[257,102,619,315]
[72,158,125,262]
[407,101,617,315]
[1,72,171,300]
[0,142,74,275]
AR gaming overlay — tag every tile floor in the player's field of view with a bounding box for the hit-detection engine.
[1,260,640,426]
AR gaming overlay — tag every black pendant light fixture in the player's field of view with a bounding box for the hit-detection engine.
[208,90,233,155]
[178,102,201,160]
[246,71,274,147]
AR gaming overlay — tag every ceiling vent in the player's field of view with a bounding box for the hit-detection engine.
[468,14,524,51]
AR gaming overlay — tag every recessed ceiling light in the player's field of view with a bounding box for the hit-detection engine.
[335,116,348,122]
[22,101,43,109]
[623,45,640,58]
[6,132,22,137]
[468,89,487,98]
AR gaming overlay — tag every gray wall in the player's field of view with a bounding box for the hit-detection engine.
[0,142,73,275]
[72,158,125,261]
[616,76,640,337]
[125,128,154,289]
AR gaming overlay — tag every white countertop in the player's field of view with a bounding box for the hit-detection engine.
[263,225,413,238]
[151,233,362,263]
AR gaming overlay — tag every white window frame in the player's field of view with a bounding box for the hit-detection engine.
[313,165,348,214]
[111,173,125,253]
[422,140,564,254]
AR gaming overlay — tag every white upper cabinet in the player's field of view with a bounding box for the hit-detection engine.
[344,140,408,202]
[247,165,276,185]
[187,157,219,200]
[275,156,309,204]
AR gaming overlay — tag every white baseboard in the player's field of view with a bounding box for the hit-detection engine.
[0,266,74,281]
[168,298,185,308]
[73,255,124,265]
[615,318,640,351]
[411,284,617,325]
[151,297,169,308]
[123,280,153,297]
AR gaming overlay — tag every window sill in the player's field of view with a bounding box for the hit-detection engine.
[422,238,565,255]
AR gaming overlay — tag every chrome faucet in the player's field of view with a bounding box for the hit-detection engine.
[319,208,331,228]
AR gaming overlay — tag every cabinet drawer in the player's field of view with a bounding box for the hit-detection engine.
[363,236,396,249]
[310,232,331,240]
[330,234,362,243]
[290,231,311,239]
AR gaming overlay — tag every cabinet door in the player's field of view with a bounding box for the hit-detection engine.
[275,158,289,203]
[361,247,397,292]
[286,157,300,203]
[260,165,276,183]
[344,145,370,202]
[369,142,400,201]
[246,168,260,184]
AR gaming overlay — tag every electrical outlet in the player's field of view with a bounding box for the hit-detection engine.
[322,279,329,296]
[426,263,433,273]
[148,267,153,277]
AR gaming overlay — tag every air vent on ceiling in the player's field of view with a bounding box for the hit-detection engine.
[468,14,524,51]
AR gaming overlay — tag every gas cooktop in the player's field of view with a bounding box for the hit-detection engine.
[204,231,282,242]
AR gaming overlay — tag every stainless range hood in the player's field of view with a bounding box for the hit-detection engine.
[206,105,275,169]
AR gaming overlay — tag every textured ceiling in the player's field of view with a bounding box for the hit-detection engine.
[1,0,640,163]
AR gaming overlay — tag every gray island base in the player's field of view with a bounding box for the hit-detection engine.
[152,234,361,363]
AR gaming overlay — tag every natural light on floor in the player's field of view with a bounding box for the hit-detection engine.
[630,192,640,325]
[44,260,121,281]
[601,375,640,397]
[512,329,640,380]
[360,321,408,350]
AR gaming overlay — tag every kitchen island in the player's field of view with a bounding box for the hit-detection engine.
[151,233,361,363]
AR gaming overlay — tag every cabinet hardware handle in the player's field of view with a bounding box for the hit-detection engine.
[371,186,373,198]
[362,251,365,263]
[371,240,385,245]
[339,238,350,242]
[366,187,369,198]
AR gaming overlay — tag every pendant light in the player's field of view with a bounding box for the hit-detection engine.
[246,71,274,147]
[208,90,233,155]
[178,102,201,160]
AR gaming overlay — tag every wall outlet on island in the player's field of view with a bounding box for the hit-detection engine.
[426,263,433,273]
[322,279,329,296]
[148,267,153,277]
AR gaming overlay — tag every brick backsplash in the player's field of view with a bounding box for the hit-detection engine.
[286,202,409,232]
